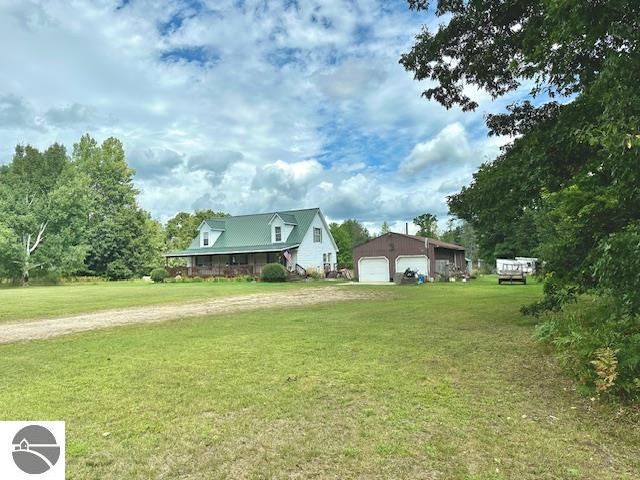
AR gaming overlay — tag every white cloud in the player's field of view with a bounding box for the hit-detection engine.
[0,0,526,224]
[401,123,472,174]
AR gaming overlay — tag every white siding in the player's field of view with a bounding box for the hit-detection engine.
[199,225,222,248]
[295,212,337,270]
[270,215,295,243]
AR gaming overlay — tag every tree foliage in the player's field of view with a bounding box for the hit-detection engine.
[74,135,163,278]
[402,0,640,397]
[440,219,479,264]
[329,220,371,269]
[0,144,89,283]
[413,213,438,239]
[165,209,230,251]
[0,135,167,283]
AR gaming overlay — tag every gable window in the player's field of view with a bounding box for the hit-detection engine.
[275,226,282,242]
[202,231,209,246]
[313,227,322,243]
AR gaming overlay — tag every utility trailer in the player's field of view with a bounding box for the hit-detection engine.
[497,264,527,285]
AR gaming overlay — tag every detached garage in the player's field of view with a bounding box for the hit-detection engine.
[353,232,466,282]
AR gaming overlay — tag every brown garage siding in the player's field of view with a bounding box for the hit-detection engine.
[353,233,428,280]
[353,232,466,280]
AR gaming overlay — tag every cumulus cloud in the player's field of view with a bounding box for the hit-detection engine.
[252,159,324,205]
[186,150,244,185]
[314,58,387,100]
[130,147,183,179]
[0,0,522,222]
[44,103,97,126]
[0,94,43,131]
[401,123,473,175]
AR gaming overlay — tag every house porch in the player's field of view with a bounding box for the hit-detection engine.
[166,251,298,278]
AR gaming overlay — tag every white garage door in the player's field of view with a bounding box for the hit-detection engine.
[396,255,429,275]
[358,257,390,282]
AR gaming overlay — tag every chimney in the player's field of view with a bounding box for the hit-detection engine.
[405,222,409,234]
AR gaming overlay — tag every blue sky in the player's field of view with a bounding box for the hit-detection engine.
[0,0,524,233]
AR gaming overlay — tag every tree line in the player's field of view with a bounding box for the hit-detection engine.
[0,135,231,284]
[4,137,448,282]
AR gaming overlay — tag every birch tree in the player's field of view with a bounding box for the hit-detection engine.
[0,144,89,284]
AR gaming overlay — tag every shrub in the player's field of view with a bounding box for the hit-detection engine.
[305,267,324,280]
[535,296,640,400]
[105,260,134,281]
[261,263,288,282]
[150,268,168,283]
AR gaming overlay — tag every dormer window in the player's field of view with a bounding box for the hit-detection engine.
[275,226,282,242]
[202,231,209,246]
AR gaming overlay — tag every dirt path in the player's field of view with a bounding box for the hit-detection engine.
[0,288,381,344]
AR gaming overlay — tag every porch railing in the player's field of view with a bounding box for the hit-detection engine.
[166,265,261,278]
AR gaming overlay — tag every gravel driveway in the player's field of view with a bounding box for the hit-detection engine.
[0,288,380,344]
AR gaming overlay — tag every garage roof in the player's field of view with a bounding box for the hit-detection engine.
[354,232,465,251]
[399,233,466,251]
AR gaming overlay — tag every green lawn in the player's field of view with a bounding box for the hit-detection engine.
[1,277,638,479]
[0,280,328,323]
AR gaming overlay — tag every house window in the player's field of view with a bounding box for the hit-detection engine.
[202,231,209,246]
[314,227,322,243]
[323,253,327,263]
[231,254,248,265]
[327,253,331,264]
[275,226,282,242]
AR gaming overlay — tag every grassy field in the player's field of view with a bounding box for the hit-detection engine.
[1,277,638,479]
[0,280,327,323]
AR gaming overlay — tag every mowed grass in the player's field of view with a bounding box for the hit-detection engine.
[0,280,326,323]
[1,277,638,479]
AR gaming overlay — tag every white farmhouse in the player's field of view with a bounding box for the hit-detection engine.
[164,208,338,277]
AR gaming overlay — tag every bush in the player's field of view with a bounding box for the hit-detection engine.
[535,296,640,400]
[150,267,168,283]
[105,259,134,281]
[305,267,324,280]
[261,263,288,282]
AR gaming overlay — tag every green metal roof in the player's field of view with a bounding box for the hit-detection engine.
[274,212,297,224]
[165,208,320,257]
[203,219,226,230]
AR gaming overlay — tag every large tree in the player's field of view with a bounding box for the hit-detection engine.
[413,213,439,239]
[73,135,164,278]
[441,219,479,265]
[329,219,370,269]
[401,1,640,397]
[401,0,639,295]
[329,222,353,268]
[0,144,89,284]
